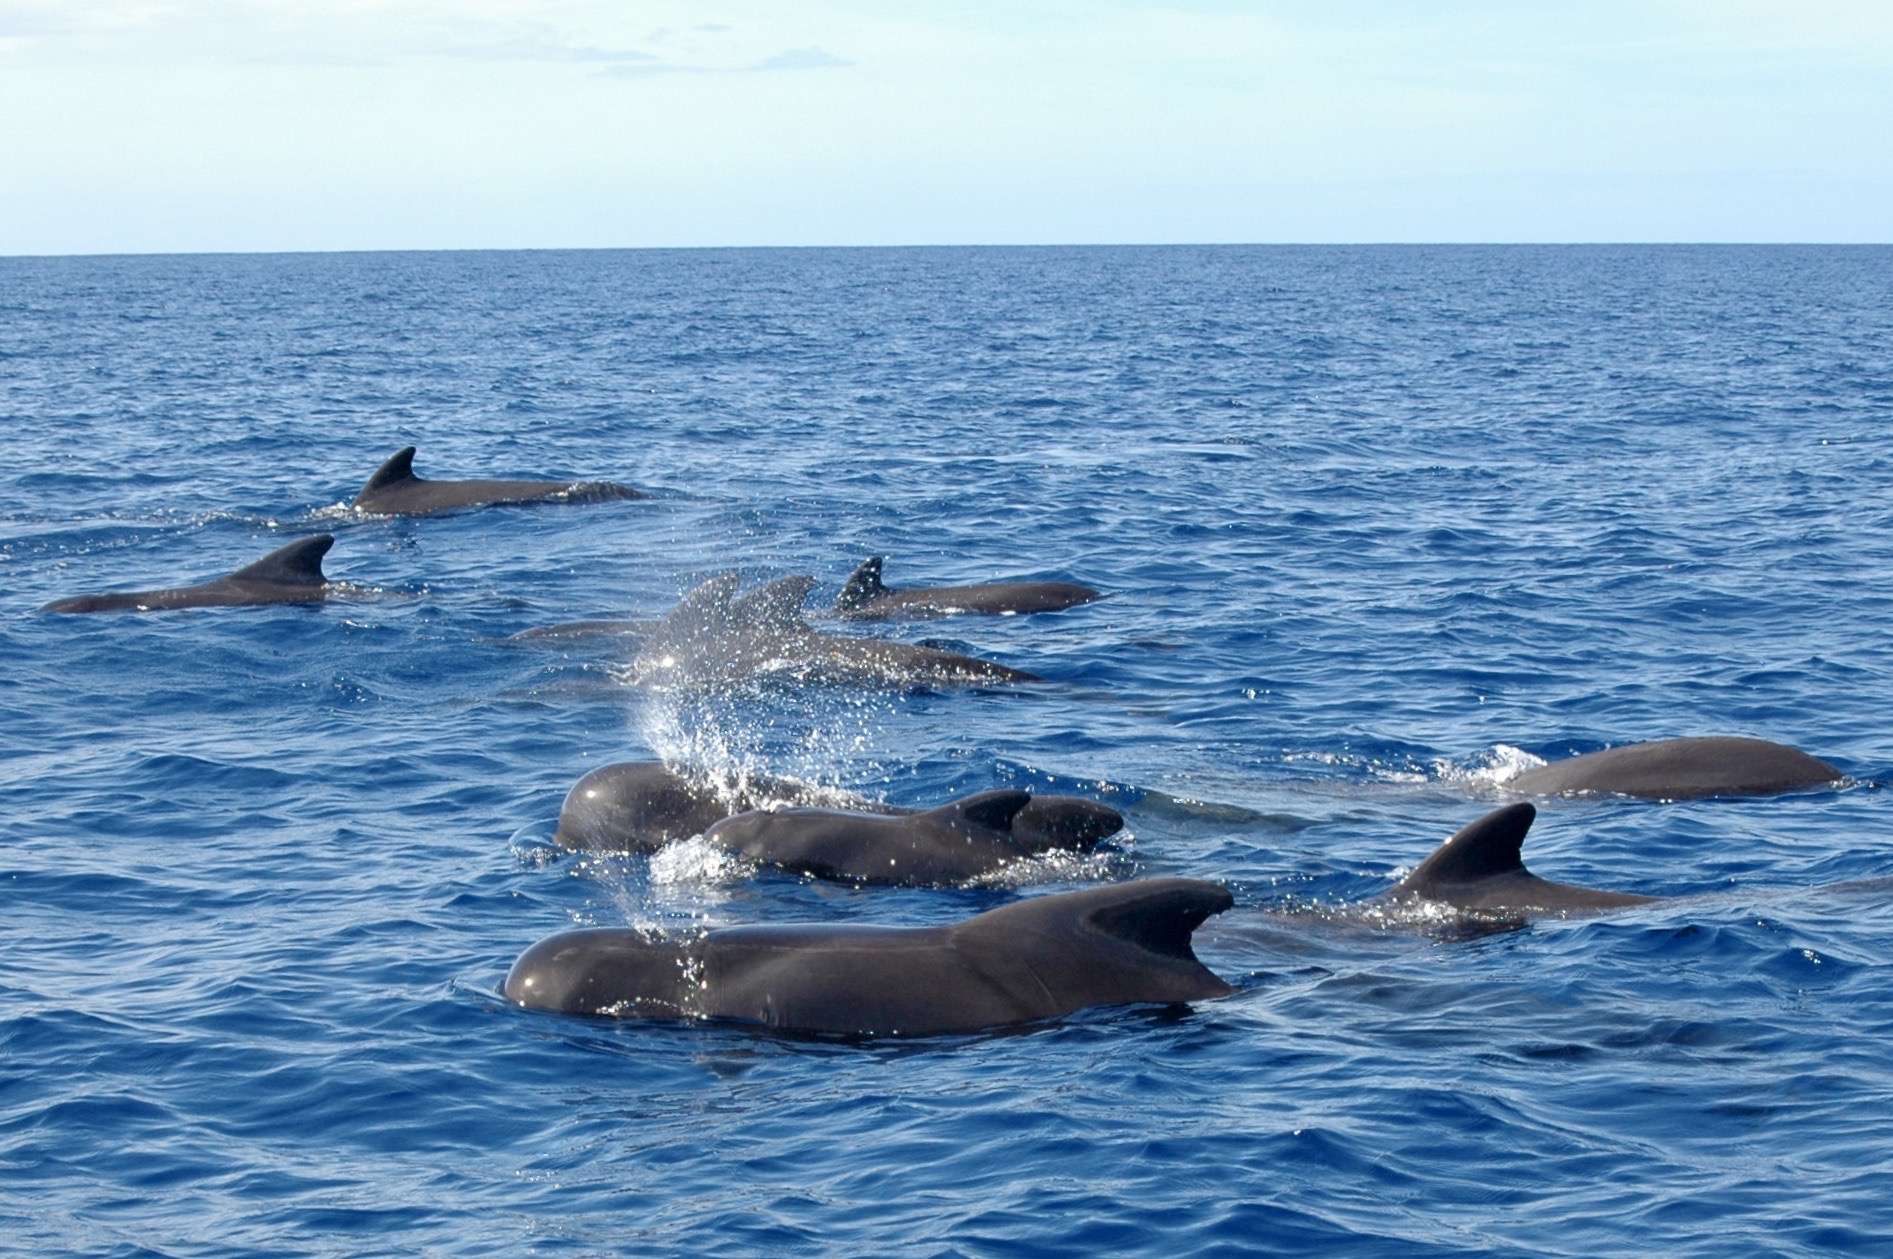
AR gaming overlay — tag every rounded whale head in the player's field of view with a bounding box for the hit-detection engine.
[504,928,695,1018]
[1011,796,1124,853]
[554,762,736,853]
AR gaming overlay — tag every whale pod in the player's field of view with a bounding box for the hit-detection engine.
[503,878,1234,1036]
[1507,737,1843,801]
[42,535,336,614]
[352,446,643,516]
[834,555,1102,620]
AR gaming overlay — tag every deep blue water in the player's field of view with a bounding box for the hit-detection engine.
[4,245,1892,1257]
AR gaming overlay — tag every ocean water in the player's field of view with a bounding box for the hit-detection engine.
[3,244,1892,1257]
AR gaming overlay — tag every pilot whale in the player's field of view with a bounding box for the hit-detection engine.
[42,535,336,614]
[703,788,1117,885]
[554,761,1124,857]
[352,446,643,516]
[1507,737,1843,800]
[834,555,1102,620]
[1384,803,1657,918]
[503,878,1234,1037]
[632,573,1041,690]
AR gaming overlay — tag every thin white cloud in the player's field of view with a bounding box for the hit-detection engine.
[599,43,851,78]
[753,46,848,71]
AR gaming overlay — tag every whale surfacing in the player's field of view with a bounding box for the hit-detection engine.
[43,535,337,614]
[503,878,1234,1036]
[834,555,1102,620]
[1507,737,1842,801]
[704,788,1120,885]
[352,446,644,516]
[554,761,1124,860]
[632,574,1042,690]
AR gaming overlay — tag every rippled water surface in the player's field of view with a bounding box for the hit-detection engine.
[4,246,1892,1256]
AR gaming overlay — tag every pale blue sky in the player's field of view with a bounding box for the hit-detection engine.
[3,0,1890,254]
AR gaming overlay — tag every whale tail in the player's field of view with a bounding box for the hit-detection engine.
[227,535,335,587]
[356,446,419,500]
[835,556,888,611]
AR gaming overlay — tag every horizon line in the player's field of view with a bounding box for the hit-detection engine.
[5,240,1890,261]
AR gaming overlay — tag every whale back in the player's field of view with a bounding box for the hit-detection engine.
[1508,736,1843,800]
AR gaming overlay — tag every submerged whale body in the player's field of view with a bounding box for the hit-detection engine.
[1507,737,1843,800]
[554,761,1123,858]
[1385,803,1657,918]
[632,574,1041,689]
[352,446,643,516]
[42,535,336,614]
[506,618,653,647]
[834,555,1102,620]
[704,788,1118,885]
[503,878,1234,1036]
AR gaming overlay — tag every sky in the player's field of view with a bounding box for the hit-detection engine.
[3,0,1890,253]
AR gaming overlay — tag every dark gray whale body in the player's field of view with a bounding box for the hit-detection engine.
[42,535,336,614]
[705,789,1116,885]
[503,878,1234,1036]
[1385,803,1657,918]
[1508,737,1843,800]
[352,446,643,516]
[834,555,1102,620]
[554,761,1124,859]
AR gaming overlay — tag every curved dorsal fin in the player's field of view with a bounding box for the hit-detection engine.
[1396,803,1536,891]
[228,535,334,586]
[1080,879,1235,961]
[931,789,1034,833]
[834,556,888,611]
[359,446,419,495]
[732,575,816,629]
[654,572,744,638]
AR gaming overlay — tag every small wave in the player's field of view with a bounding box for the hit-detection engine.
[967,846,1127,890]
[648,835,756,887]
[1433,743,1548,789]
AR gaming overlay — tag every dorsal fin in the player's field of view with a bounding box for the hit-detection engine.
[834,556,888,611]
[359,446,419,495]
[1080,879,1235,961]
[931,789,1034,833]
[1396,803,1536,891]
[669,573,743,621]
[732,575,816,629]
[227,535,334,586]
